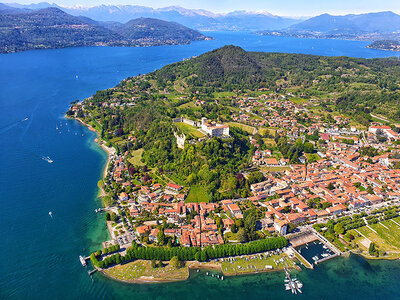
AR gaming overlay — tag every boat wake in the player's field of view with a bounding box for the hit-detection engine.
[42,156,54,163]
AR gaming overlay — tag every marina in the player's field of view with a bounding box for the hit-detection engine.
[296,240,336,266]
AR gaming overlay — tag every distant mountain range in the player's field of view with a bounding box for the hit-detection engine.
[4,2,302,31]
[0,6,209,53]
[258,11,400,41]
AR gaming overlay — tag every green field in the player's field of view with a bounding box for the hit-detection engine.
[104,260,189,282]
[213,91,236,98]
[259,128,276,136]
[175,122,205,138]
[128,149,144,166]
[290,97,309,104]
[185,186,210,203]
[350,217,400,257]
[260,166,290,172]
[226,122,255,135]
[221,253,294,275]
[305,153,321,162]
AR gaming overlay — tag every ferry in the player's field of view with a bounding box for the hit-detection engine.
[79,255,87,267]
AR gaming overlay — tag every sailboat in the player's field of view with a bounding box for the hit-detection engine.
[49,211,53,218]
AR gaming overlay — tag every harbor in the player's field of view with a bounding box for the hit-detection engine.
[296,240,337,266]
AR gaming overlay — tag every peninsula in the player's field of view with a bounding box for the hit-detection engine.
[0,7,210,54]
[68,46,400,283]
[367,40,400,51]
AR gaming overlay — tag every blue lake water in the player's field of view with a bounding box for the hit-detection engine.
[1,31,400,299]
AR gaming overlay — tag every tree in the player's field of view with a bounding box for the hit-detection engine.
[151,259,157,268]
[110,213,119,222]
[195,251,201,261]
[327,182,335,190]
[230,223,238,234]
[105,212,111,221]
[170,256,182,269]
[369,242,378,256]
[322,202,332,209]
[334,223,345,235]
[237,228,248,243]
[287,223,297,233]
[200,251,208,262]
[157,230,166,245]
[304,142,314,153]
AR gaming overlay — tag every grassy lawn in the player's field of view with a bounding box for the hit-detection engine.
[178,102,197,109]
[110,137,123,143]
[164,173,186,186]
[226,122,255,135]
[221,253,294,276]
[305,153,321,162]
[175,122,205,138]
[290,97,309,104]
[104,260,189,282]
[262,138,277,147]
[260,166,291,172]
[350,218,400,257]
[186,186,210,203]
[259,128,276,136]
[128,149,144,166]
[213,91,236,98]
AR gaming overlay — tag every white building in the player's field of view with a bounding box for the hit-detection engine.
[201,118,229,137]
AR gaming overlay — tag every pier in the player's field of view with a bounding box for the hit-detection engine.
[288,231,318,248]
[312,229,341,255]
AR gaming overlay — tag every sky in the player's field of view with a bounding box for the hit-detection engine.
[5,0,400,16]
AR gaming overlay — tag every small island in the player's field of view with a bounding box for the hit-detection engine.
[68,46,400,284]
[367,40,400,51]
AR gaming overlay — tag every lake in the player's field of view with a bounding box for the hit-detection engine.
[1,31,400,299]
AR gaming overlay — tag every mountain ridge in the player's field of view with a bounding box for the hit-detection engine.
[5,2,301,31]
[0,7,209,53]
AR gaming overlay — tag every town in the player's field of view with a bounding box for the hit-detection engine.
[67,47,400,282]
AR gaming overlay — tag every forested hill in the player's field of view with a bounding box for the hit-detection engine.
[0,7,209,53]
[151,45,400,121]
[111,18,207,42]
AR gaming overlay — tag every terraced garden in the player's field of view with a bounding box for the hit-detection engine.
[350,217,400,258]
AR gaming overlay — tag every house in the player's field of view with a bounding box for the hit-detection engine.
[149,228,160,242]
[227,203,242,217]
[274,219,288,235]
[136,225,150,237]
[166,183,183,192]
[286,213,307,225]
[326,204,346,215]
[119,192,128,201]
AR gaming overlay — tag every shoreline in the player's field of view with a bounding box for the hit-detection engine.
[70,115,399,285]
[73,116,115,197]
[98,257,300,285]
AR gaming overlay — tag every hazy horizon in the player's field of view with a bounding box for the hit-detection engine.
[4,0,400,17]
